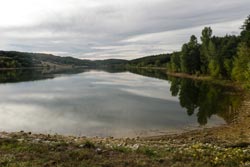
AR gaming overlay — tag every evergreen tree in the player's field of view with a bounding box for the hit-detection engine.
[232,15,250,86]
[170,52,181,72]
[241,15,250,46]
[180,35,201,74]
[200,27,213,73]
[232,43,250,83]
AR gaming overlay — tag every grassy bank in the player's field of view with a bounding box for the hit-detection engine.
[0,131,249,167]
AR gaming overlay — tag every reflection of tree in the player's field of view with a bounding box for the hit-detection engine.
[128,68,169,81]
[169,77,180,96]
[169,77,242,125]
[0,68,88,83]
[128,68,242,126]
[179,79,199,116]
[197,84,223,125]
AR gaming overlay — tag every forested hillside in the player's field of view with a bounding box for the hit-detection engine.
[0,51,129,69]
[94,59,129,68]
[0,51,95,68]
[127,54,171,67]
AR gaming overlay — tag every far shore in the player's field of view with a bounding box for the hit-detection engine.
[0,65,90,71]
[0,65,246,90]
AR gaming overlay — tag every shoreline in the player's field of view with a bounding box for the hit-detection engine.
[0,65,89,71]
[0,66,244,90]
[127,66,244,90]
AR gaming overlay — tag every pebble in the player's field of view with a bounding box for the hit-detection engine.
[17,139,24,142]
[131,144,140,151]
[95,148,102,154]
[43,140,51,144]
[33,139,41,143]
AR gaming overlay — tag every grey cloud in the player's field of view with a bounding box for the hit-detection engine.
[1,0,250,59]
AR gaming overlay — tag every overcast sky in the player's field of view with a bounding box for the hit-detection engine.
[0,0,249,60]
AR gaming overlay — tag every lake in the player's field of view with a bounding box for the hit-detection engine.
[0,68,242,137]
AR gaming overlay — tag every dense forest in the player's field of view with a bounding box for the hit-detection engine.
[166,15,250,87]
[125,16,250,87]
[127,54,171,68]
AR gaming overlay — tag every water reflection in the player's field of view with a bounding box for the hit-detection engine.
[0,68,242,137]
[169,77,241,125]
[0,68,89,83]
[129,68,242,125]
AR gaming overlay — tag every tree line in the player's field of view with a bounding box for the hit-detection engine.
[167,15,250,87]
[0,51,95,68]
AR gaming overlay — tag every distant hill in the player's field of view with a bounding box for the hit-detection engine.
[94,59,129,68]
[0,51,95,68]
[0,50,171,69]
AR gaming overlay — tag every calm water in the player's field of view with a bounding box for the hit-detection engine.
[0,68,242,137]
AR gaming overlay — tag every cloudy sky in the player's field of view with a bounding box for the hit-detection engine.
[0,0,249,60]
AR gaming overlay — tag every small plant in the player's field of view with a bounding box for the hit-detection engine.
[137,147,157,157]
[83,140,95,149]
[113,146,131,153]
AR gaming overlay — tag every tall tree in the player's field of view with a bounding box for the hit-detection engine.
[232,43,250,83]
[207,38,220,78]
[200,27,213,73]
[180,35,201,74]
[241,15,250,46]
[170,52,181,72]
[232,15,250,86]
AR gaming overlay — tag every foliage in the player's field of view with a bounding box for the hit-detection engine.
[127,54,171,67]
[231,15,250,87]
[232,44,250,86]
[169,52,181,72]
[180,35,201,74]
[200,27,212,74]
[241,15,250,46]
[168,31,241,79]
[166,15,249,85]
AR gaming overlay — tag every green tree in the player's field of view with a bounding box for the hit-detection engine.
[207,37,221,78]
[170,52,181,72]
[200,27,213,73]
[232,15,250,86]
[241,15,250,46]
[206,35,240,79]
[180,35,201,74]
[155,60,161,67]
[232,43,250,82]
